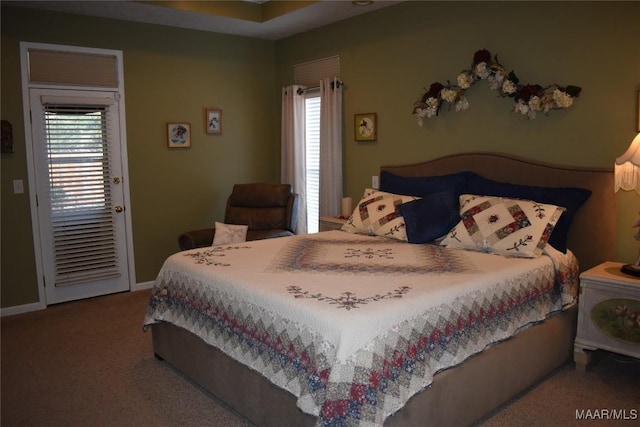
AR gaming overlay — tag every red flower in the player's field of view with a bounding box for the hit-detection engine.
[425,82,445,99]
[516,84,543,102]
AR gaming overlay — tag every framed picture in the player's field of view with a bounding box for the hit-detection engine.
[205,108,222,134]
[637,90,640,132]
[354,113,377,141]
[167,122,191,148]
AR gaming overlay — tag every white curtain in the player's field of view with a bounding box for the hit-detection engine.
[280,85,307,234]
[319,77,343,217]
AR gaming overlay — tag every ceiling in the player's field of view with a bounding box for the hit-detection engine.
[8,1,403,40]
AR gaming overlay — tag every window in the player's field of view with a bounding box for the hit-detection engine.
[45,106,111,212]
[43,102,119,286]
[305,93,321,233]
[291,55,341,233]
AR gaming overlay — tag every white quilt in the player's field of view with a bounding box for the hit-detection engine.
[144,230,579,426]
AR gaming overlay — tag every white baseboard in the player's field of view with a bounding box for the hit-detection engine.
[133,281,155,291]
[1,281,155,317]
[0,301,46,317]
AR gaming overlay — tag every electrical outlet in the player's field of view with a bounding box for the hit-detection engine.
[372,175,379,189]
[13,179,24,194]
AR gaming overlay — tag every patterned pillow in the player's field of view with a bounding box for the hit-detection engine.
[440,194,564,258]
[212,221,248,246]
[341,189,418,241]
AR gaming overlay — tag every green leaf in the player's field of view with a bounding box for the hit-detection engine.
[565,85,582,97]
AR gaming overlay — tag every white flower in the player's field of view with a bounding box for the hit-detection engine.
[425,106,438,118]
[487,71,505,91]
[414,50,579,125]
[474,62,490,79]
[514,100,529,116]
[528,96,542,111]
[502,80,516,95]
[487,77,499,91]
[455,96,469,112]
[425,97,439,108]
[457,72,473,89]
[441,88,457,103]
[553,89,573,108]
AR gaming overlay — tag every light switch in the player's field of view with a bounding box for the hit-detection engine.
[13,179,24,194]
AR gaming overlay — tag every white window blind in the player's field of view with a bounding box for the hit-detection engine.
[305,95,321,233]
[29,49,119,87]
[294,55,340,86]
[43,103,120,286]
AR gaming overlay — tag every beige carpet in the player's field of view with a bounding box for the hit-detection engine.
[1,290,639,426]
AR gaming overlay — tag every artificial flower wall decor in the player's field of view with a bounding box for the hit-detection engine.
[412,49,582,126]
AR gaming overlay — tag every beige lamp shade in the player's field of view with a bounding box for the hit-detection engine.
[615,133,640,193]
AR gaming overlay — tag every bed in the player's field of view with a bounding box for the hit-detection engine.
[144,152,614,427]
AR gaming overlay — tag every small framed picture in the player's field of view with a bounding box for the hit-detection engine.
[167,122,191,148]
[637,90,639,132]
[354,113,377,141]
[205,108,222,134]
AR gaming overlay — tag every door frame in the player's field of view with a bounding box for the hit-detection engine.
[20,42,136,309]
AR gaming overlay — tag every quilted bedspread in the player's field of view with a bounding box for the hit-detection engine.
[144,230,579,426]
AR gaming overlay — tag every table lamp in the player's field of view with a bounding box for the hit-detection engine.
[614,132,640,276]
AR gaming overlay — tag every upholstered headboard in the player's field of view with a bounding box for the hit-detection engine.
[381,152,615,271]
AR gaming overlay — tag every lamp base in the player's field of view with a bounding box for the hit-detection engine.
[620,263,640,277]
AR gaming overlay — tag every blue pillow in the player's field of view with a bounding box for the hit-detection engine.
[380,170,475,198]
[463,175,591,253]
[399,191,461,244]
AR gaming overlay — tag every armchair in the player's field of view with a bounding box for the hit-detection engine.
[178,183,299,250]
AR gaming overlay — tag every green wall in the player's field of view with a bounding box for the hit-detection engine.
[1,6,278,307]
[275,0,640,264]
[2,1,639,309]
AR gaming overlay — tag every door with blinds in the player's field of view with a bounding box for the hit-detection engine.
[29,88,131,304]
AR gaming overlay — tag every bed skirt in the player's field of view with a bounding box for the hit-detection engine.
[151,305,577,426]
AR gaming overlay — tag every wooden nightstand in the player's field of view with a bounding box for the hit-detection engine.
[319,216,347,232]
[574,261,640,371]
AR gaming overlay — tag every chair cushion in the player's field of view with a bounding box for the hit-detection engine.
[227,183,292,208]
[226,207,288,231]
[225,183,294,231]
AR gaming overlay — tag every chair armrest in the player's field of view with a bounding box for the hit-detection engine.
[178,228,214,250]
